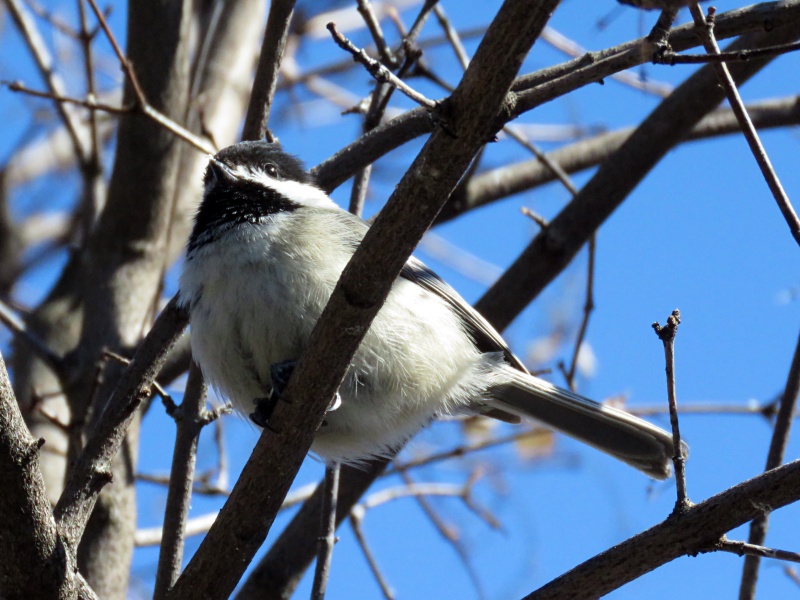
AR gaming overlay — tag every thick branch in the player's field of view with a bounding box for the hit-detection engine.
[311,1,800,193]
[475,22,800,332]
[440,96,800,223]
[0,350,77,599]
[525,459,800,599]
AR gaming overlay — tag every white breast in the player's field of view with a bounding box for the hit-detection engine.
[180,208,506,465]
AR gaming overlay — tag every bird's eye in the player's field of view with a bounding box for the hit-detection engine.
[264,163,279,178]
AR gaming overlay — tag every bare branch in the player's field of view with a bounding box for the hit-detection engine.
[310,464,340,600]
[524,459,800,600]
[657,39,800,64]
[3,0,87,164]
[475,21,800,333]
[689,3,800,248]
[356,0,397,66]
[349,509,395,600]
[313,2,800,196]
[652,310,689,509]
[0,299,63,374]
[154,362,208,599]
[242,0,296,141]
[441,96,800,223]
[327,22,436,109]
[740,325,800,598]
[54,297,188,564]
[719,539,800,565]
[0,350,80,598]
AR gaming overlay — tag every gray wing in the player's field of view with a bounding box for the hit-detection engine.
[330,210,527,375]
[399,257,526,423]
[399,256,528,373]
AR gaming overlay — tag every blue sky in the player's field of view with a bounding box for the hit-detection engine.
[3,1,800,599]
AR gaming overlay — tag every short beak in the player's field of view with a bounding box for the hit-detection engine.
[206,157,238,185]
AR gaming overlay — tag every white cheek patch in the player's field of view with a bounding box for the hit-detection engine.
[227,164,339,210]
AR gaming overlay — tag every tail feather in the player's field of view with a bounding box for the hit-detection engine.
[487,367,684,480]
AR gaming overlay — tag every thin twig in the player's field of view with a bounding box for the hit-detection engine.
[349,508,395,600]
[652,310,689,511]
[242,0,296,141]
[785,567,800,587]
[657,39,800,64]
[387,427,550,474]
[719,539,800,564]
[541,26,673,97]
[311,464,340,600]
[561,234,595,390]
[136,512,219,548]
[154,363,209,599]
[348,0,436,215]
[498,125,596,392]
[327,22,436,109]
[23,0,81,37]
[688,3,800,248]
[433,4,470,68]
[212,411,230,492]
[356,0,397,67]
[136,471,228,496]
[739,325,800,599]
[398,470,485,599]
[75,0,104,241]
[402,0,438,50]
[0,299,63,374]
[629,400,784,418]
[4,0,87,165]
[5,82,213,157]
[136,481,322,547]
[80,0,215,154]
[102,350,174,408]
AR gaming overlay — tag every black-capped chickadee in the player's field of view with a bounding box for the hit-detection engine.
[179,141,681,479]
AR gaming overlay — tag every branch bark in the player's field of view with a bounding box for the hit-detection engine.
[0,350,78,599]
[241,0,296,140]
[524,459,800,599]
[475,20,800,332]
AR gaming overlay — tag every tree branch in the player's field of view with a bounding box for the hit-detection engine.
[740,325,800,598]
[0,349,79,599]
[524,459,800,599]
[54,297,188,567]
[154,362,209,599]
[475,21,800,333]
[241,0,296,141]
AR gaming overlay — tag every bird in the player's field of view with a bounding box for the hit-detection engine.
[179,140,682,479]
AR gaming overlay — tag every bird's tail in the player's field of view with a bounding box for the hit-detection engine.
[486,366,684,480]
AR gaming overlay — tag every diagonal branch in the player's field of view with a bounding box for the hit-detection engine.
[311,1,800,194]
[739,326,800,598]
[241,0,296,141]
[524,459,800,600]
[688,3,800,247]
[475,21,800,332]
[0,350,82,598]
[3,0,87,165]
[53,297,188,562]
